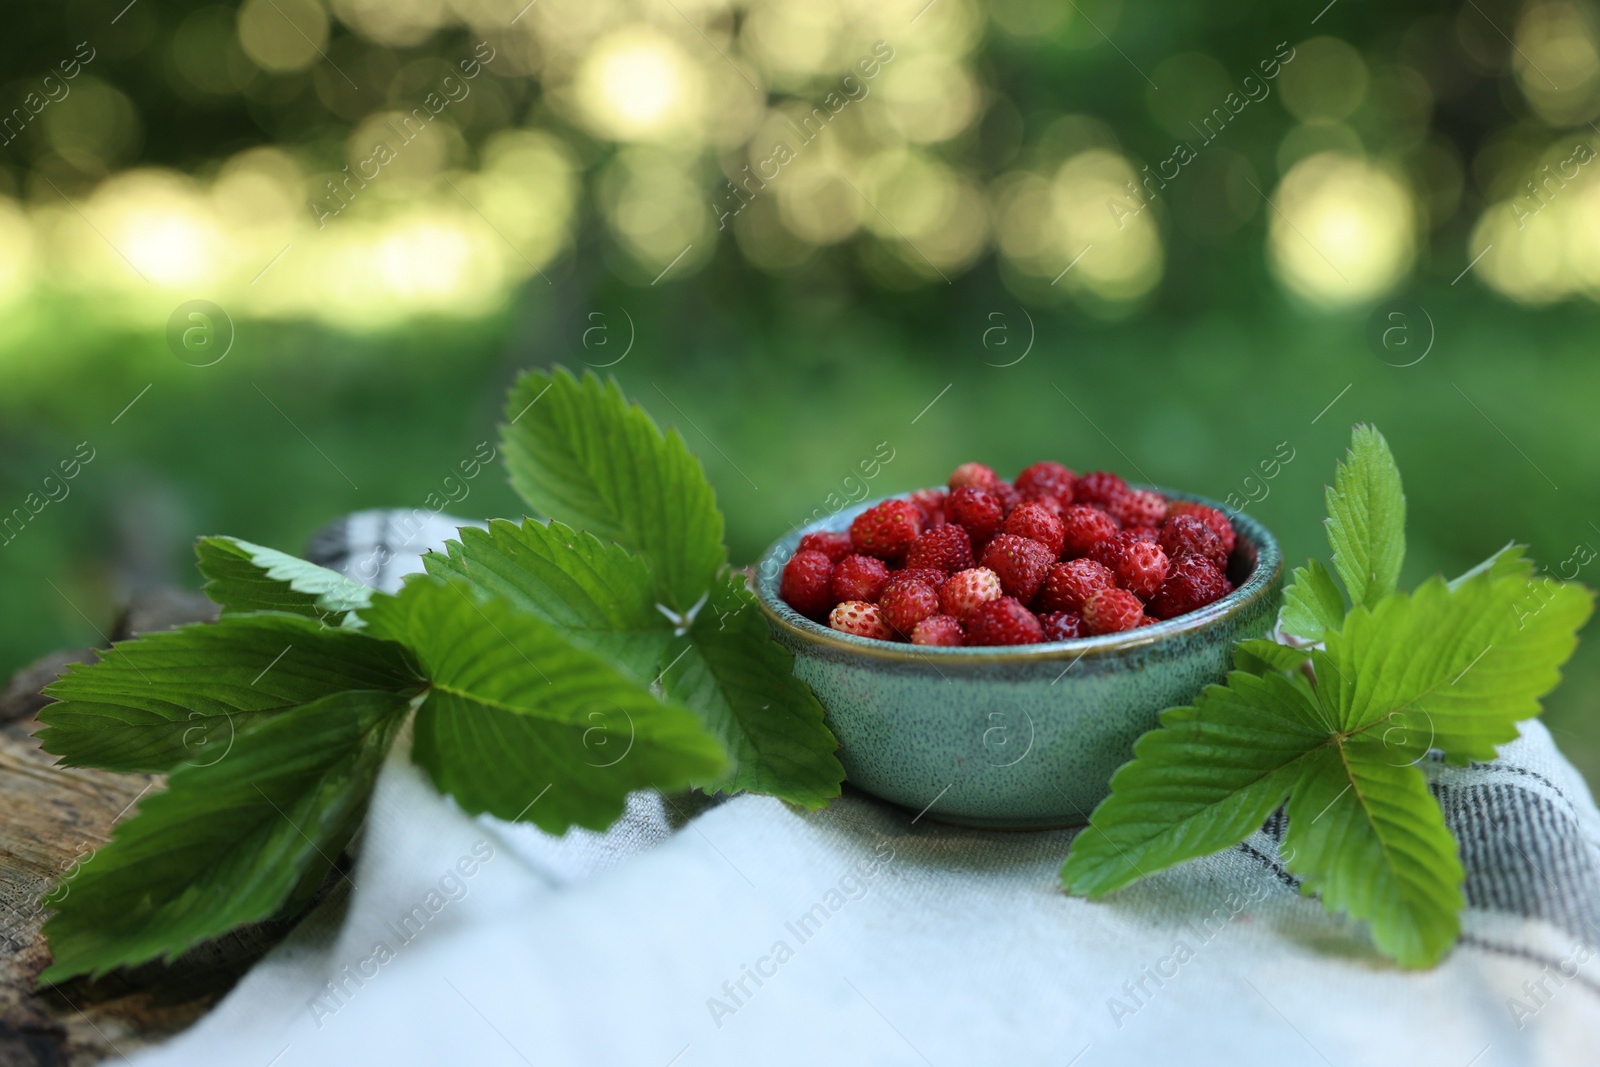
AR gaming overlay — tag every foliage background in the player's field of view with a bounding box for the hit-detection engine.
[5,0,1600,780]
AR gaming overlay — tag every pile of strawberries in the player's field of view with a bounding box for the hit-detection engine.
[779,462,1238,646]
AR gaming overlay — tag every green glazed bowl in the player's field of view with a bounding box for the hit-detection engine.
[754,489,1283,829]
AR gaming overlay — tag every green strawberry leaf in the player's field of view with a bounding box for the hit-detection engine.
[421,517,672,684]
[1449,542,1533,589]
[1064,424,1592,969]
[36,615,419,773]
[1060,669,1330,897]
[1325,425,1406,609]
[1233,638,1312,675]
[659,572,844,808]
[361,576,728,834]
[1324,572,1594,762]
[1282,734,1463,968]
[501,368,726,612]
[196,536,373,626]
[1279,559,1346,642]
[40,689,411,983]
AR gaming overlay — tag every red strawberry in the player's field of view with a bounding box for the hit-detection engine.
[949,462,1001,491]
[905,524,974,574]
[909,488,947,527]
[829,600,896,640]
[1083,587,1145,634]
[1075,471,1129,508]
[1149,554,1233,619]
[879,578,940,636]
[886,567,949,591]
[1158,514,1229,571]
[1060,504,1120,557]
[1165,501,1236,556]
[1087,530,1143,571]
[830,553,890,604]
[939,567,1002,620]
[1003,501,1066,557]
[1123,525,1160,543]
[1115,539,1170,599]
[780,550,836,618]
[1027,494,1068,520]
[1014,461,1076,504]
[1037,611,1086,641]
[1109,489,1168,529]
[979,533,1056,602]
[798,531,853,563]
[911,614,965,646]
[966,596,1045,646]
[991,482,1022,514]
[849,499,922,560]
[946,486,1006,544]
[1036,558,1117,614]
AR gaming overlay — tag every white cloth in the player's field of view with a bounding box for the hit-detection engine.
[123,513,1600,1066]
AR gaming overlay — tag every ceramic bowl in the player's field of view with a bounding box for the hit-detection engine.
[753,489,1283,829]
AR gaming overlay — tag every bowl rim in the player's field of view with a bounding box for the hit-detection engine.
[753,485,1283,665]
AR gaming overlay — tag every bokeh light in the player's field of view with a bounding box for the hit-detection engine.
[1267,153,1414,306]
[1514,2,1600,126]
[0,198,35,308]
[995,147,1164,310]
[1473,133,1600,304]
[1278,37,1369,122]
[1,1,1599,352]
[573,28,705,143]
[237,0,330,73]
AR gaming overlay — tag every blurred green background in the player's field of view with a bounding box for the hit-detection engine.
[4,1,1600,781]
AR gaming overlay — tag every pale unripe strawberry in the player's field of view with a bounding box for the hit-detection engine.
[939,567,1003,621]
[829,600,896,640]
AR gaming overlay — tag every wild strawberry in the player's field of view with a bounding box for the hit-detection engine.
[1036,558,1116,614]
[1158,514,1229,571]
[879,578,940,636]
[886,567,948,591]
[850,499,922,561]
[1087,530,1143,571]
[1165,501,1236,556]
[949,462,1001,491]
[1149,555,1233,620]
[1003,502,1066,557]
[946,486,1006,544]
[1115,539,1170,599]
[939,567,1003,620]
[910,488,947,527]
[1027,494,1067,521]
[1083,586,1145,635]
[1037,611,1086,641]
[911,614,965,646]
[905,524,974,574]
[1075,471,1129,509]
[780,550,835,618]
[1060,504,1120,557]
[965,596,1044,646]
[1109,489,1168,529]
[991,482,1022,514]
[797,531,853,563]
[1015,461,1076,504]
[980,534,1056,602]
[829,600,896,640]
[830,554,890,604]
